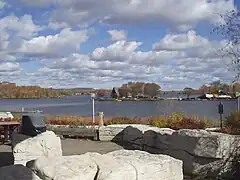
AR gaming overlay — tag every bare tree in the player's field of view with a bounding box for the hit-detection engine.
[213,10,240,80]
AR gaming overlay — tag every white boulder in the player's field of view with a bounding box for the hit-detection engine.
[0,164,41,180]
[27,150,183,180]
[27,155,98,180]
[107,150,183,180]
[12,131,62,166]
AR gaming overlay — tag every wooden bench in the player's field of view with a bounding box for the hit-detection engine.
[0,121,21,144]
[47,125,99,140]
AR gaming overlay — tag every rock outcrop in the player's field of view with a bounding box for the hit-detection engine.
[11,131,62,166]
[27,150,183,180]
[0,164,41,180]
[99,125,240,178]
[106,150,183,180]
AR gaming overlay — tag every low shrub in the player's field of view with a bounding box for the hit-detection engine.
[105,117,141,125]
[224,111,240,135]
[149,112,209,130]
[12,115,22,122]
[10,113,210,130]
[45,115,96,126]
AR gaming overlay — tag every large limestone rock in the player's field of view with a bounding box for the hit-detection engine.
[27,149,183,180]
[99,124,240,178]
[27,155,98,180]
[144,129,239,177]
[107,150,183,180]
[12,131,62,166]
[0,164,41,180]
[99,124,173,148]
[98,124,135,141]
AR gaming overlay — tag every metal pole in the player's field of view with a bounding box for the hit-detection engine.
[220,113,223,130]
[92,98,95,124]
[238,97,240,112]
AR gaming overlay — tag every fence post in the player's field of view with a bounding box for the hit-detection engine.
[98,112,104,127]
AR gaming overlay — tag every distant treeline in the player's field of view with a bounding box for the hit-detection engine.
[0,82,63,99]
[0,82,93,99]
[1,80,239,99]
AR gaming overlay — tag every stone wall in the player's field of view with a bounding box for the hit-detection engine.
[99,124,240,178]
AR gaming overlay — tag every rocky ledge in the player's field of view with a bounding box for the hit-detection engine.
[99,124,240,178]
[1,130,183,180]
[26,150,183,180]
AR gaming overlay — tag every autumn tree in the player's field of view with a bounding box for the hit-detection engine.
[118,88,131,97]
[144,83,161,97]
[183,87,193,99]
[126,82,145,97]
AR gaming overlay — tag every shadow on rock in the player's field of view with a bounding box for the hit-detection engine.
[0,151,14,167]
[0,164,41,180]
[112,126,144,150]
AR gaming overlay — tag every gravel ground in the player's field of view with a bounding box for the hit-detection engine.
[0,138,123,167]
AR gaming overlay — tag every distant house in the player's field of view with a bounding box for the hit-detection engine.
[197,93,214,100]
[197,93,232,100]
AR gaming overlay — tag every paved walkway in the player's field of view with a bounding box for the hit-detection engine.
[0,139,123,167]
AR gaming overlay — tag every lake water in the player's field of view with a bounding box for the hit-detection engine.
[0,95,237,120]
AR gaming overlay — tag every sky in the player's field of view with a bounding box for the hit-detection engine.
[0,0,239,90]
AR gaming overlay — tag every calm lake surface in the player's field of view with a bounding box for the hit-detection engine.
[0,95,237,120]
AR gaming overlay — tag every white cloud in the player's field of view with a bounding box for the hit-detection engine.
[108,30,127,42]
[0,62,20,72]
[0,14,43,56]
[0,14,42,39]
[18,0,56,7]
[18,28,89,57]
[91,40,142,61]
[153,30,227,59]
[0,0,6,9]
[34,31,233,89]
[23,0,235,30]
[0,14,42,77]
[153,30,209,51]
[0,1,236,89]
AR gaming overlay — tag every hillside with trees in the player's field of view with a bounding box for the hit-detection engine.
[0,82,66,99]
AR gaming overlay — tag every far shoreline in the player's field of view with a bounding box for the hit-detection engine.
[0,95,237,101]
